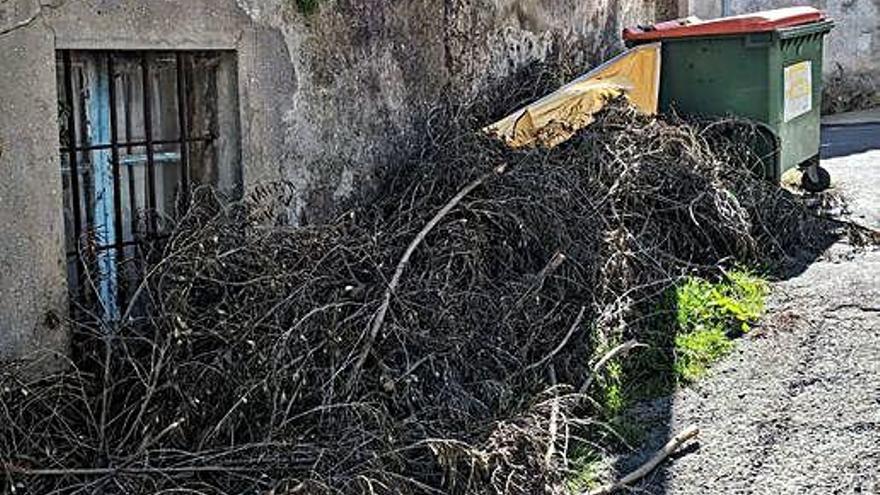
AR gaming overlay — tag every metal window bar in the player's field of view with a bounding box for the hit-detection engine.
[77,62,95,242]
[141,52,158,236]
[60,135,214,153]
[123,72,139,244]
[62,50,85,298]
[66,235,171,258]
[60,51,216,314]
[176,52,191,208]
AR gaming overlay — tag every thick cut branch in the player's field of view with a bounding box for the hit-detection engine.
[579,339,647,395]
[345,164,506,394]
[585,425,700,495]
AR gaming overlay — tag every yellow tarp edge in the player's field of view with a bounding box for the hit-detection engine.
[483,43,662,149]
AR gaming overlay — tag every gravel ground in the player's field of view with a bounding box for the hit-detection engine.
[607,129,880,495]
[824,149,880,230]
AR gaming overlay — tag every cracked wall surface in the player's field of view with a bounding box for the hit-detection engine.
[0,0,667,365]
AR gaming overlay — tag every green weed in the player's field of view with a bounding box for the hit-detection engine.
[566,448,604,493]
[600,360,625,416]
[673,269,768,381]
[674,326,735,381]
[294,0,321,14]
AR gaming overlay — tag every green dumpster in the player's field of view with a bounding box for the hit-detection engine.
[624,7,834,191]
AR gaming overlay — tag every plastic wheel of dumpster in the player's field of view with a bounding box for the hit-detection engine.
[624,8,834,184]
[801,160,831,192]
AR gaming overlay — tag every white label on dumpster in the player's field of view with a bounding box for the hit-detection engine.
[784,61,812,122]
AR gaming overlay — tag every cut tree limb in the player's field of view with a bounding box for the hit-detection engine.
[344,164,506,395]
[578,339,647,395]
[544,365,560,469]
[585,425,700,495]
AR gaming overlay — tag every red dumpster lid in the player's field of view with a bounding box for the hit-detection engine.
[623,7,825,42]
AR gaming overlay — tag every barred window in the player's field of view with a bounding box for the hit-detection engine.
[57,50,241,319]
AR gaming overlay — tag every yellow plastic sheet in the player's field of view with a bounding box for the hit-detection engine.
[484,43,661,148]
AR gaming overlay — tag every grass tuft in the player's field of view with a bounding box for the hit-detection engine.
[673,269,768,381]
[600,360,625,416]
[674,326,735,381]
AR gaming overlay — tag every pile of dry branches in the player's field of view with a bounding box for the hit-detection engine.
[821,63,879,115]
[1,71,837,494]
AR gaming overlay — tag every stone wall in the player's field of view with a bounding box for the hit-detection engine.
[0,0,669,364]
[689,0,880,80]
[234,0,672,221]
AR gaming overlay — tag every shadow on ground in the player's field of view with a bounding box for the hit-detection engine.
[607,235,840,494]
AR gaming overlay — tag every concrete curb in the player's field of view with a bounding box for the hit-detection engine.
[821,108,880,126]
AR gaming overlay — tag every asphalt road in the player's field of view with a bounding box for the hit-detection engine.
[608,122,880,495]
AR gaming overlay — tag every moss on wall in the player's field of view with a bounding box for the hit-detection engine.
[294,0,320,15]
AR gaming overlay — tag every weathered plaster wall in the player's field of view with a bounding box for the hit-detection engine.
[0,0,666,363]
[729,0,879,78]
[235,0,669,220]
[0,14,68,367]
[680,0,725,18]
